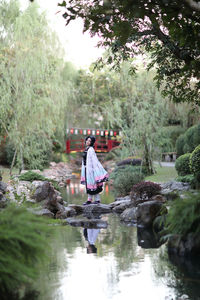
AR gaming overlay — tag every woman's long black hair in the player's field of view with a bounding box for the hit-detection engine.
[85,135,96,147]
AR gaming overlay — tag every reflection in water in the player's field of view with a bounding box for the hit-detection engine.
[65,182,110,197]
[83,228,100,254]
[137,227,164,249]
[35,180,200,300]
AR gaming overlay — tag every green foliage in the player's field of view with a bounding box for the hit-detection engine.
[176,124,200,156]
[0,204,51,297]
[111,165,144,196]
[164,194,200,236]
[18,171,60,191]
[103,70,167,174]
[61,0,200,105]
[5,140,15,166]
[176,174,196,188]
[0,1,69,172]
[175,153,191,176]
[190,145,200,183]
[159,126,185,153]
[18,171,47,182]
[175,134,185,157]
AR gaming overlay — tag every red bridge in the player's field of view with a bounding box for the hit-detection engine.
[66,128,121,153]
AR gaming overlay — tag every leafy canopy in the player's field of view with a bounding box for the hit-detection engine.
[59,0,200,105]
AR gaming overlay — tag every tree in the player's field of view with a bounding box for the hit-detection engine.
[0,1,68,171]
[102,67,167,173]
[59,0,200,105]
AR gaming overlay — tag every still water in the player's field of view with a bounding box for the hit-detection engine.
[36,181,200,300]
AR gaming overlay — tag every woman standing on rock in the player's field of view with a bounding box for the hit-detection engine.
[81,136,108,205]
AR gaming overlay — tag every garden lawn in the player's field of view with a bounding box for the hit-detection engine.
[145,165,177,183]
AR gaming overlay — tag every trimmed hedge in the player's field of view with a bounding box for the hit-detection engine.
[175,153,191,176]
[190,145,200,182]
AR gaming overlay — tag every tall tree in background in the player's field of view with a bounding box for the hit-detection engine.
[60,0,200,106]
[102,68,167,173]
[0,1,68,171]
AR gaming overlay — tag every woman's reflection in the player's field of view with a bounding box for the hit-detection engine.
[83,228,100,254]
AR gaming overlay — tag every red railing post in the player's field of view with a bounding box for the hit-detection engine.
[66,140,70,153]
[107,140,112,151]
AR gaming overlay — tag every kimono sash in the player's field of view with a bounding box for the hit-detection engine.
[81,147,109,194]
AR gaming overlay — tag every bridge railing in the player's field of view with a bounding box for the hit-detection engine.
[66,138,120,153]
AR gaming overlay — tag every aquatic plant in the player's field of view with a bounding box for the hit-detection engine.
[164,193,200,236]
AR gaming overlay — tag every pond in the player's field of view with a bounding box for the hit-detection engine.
[35,181,200,300]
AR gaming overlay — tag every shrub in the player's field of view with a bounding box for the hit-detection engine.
[175,153,191,176]
[176,124,200,156]
[131,181,161,200]
[164,193,200,236]
[175,134,185,157]
[0,205,51,298]
[5,141,16,166]
[111,165,144,196]
[18,171,60,191]
[117,158,142,167]
[190,144,200,182]
[176,174,196,188]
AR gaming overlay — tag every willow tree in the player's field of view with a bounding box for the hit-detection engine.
[103,67,167,174]
[0,1,68,171]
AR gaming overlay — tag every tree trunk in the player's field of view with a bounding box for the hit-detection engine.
[10,149,17,176]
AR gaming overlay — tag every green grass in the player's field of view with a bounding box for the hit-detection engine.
[0,166,18,183]
[145,165,178,183]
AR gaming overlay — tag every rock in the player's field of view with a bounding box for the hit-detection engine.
[68,204,84,214]
[151,194,166,202]
[177,295,189,300]
[161,181,190,192]
[0,191,4,200]
[83,203,112,214]
[0,192,8,208]
[44,199,64,215]
[168,232,200,256]
[0,181,7,194]
[120,207,137,224]
[56,195,64,204]
[109,196,132,211]
[115,195,131,202]
[65,217,108,229]
[136,200,164,228]
[160,181,192,201]
[31,208,54,218]
[56,207,76,219]
[32,181,52,202]
[112,202,133,214]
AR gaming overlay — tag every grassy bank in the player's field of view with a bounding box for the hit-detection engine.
[145,165,177,183]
